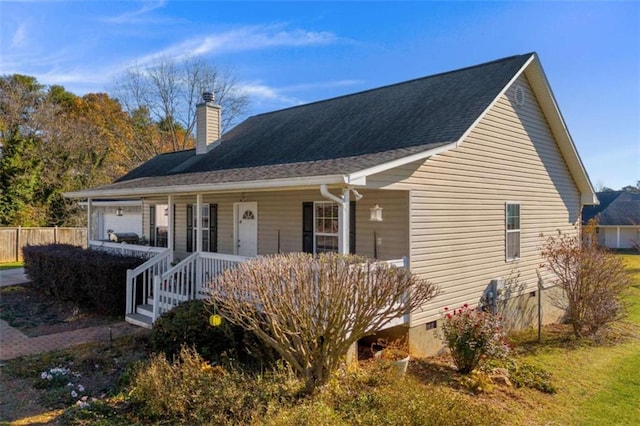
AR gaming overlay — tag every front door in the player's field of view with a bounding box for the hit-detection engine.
[236,202,257,257]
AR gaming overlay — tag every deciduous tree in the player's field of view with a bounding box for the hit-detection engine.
[540,221,631,338]
[209,253,439,393]
[111,56,249,152]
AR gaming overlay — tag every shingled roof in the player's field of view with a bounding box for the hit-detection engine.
[583,191,640,226]
[114,53,532,185]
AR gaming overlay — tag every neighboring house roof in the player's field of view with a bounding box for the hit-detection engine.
[582,191,640,226]
[66,52,596,203]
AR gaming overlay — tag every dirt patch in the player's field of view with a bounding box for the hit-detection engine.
[0,284,119,337]
[0,334,149,423]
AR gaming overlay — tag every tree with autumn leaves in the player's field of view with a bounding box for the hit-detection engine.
[1,59,248,226]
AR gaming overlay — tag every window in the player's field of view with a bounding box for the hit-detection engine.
[187,204,218,252]
[314,202,339,254]
[302,201,355,255]
[506,203,520,261]
[149,204,168,247]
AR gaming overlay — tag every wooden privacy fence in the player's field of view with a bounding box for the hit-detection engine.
[0,227,87,263]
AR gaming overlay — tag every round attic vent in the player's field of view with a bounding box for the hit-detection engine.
[514,85,526,107]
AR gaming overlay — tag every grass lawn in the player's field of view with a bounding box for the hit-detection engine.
[505,253,640,425]
[0,262,23,270]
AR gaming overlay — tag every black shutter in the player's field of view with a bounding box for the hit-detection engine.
[350,200,356,254]
[209,204,218,253]
[186,205,193,253]
[172,204,176,249]
[302,202,314,253]
[149,205,156,246]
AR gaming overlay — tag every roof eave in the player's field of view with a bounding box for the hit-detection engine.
[347,141,458,182]
[524,55,598,206]
[64,174,347,199]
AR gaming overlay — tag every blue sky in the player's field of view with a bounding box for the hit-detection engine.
[1,1,638,190]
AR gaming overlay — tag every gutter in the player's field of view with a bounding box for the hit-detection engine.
[65,174,347,199]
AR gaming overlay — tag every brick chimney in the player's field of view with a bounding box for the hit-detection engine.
[196,91,221,155]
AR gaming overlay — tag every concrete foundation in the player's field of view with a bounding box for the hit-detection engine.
[404,284,567,357]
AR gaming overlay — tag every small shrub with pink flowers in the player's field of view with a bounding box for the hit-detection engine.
[441,304,511,374]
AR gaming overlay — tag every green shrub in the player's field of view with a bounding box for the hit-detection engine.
[150,299,278,368]
[23,244,85,301]
[22,244,144,315]
[442,304,511,374]
[509,362,556,393]
[483,358,556,394]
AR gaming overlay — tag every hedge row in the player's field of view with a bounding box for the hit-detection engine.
[23,244,145,316]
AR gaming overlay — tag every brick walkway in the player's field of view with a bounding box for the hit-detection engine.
[0,268,147,360]
[0,320,146,361]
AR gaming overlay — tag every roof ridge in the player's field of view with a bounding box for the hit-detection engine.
[249,52,534,118]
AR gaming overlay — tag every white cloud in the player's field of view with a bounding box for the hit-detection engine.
[101,0,168,24]
[239,79,362,111]
[240,83,303,107]
[11,22,28,48]
[133,25,339,66]
[279,79,362,93]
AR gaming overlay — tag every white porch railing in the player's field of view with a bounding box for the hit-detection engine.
[379,257,410,330]
[152,252,250,322]
[89,240,166,259]
[89,240,172,316]
[125,249,173,315]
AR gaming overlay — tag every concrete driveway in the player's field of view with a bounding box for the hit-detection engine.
[0,267,30,287]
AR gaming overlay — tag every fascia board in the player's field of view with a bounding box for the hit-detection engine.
[78,200,142,206]
[65,174,346,199]
[345,56,537,183]
[454,54,536,149]
[347,142,457,182]
[524,58,597,205]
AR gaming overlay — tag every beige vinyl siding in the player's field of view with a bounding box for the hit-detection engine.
[370,74,581,326]
[142,189,408,260]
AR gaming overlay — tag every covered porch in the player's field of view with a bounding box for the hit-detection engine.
[85,185,410,328]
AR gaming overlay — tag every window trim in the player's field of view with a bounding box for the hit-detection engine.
[505,202,521,262]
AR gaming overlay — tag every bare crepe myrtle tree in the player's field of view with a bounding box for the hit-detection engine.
[208,253,439,393]
[540,220,631,338]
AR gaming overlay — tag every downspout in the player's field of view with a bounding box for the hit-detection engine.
[320,184,352,255]
[167,194,174,264]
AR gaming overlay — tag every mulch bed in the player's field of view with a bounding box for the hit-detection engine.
[0,283,118,337]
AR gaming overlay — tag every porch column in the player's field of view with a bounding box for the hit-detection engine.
[340,188,350,255]
[167,195,174,262]
[196,193,203,252]
[616,227,621,249]
[320,185,350,255]
[86,197,92,246]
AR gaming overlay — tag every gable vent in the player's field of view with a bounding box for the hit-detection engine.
[514,85,526,107]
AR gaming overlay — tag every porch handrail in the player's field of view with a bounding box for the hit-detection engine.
[125,248,172,315]
[89,240,166,259]
[152,251,199,321]
[378,256,410,330]
[152,252,250,322]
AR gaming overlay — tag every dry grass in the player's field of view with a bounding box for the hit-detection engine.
[2,254,638,425]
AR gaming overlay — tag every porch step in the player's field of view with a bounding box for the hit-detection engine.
[137,303,154,317]
[125,312,153,329]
